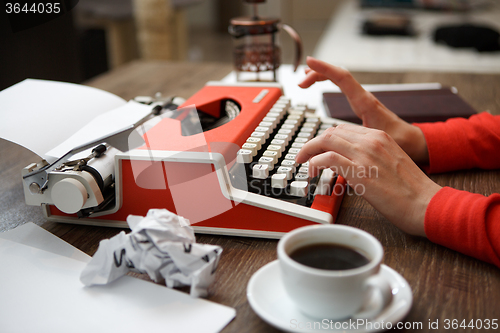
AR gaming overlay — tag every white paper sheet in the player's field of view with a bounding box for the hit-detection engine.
[44,100,153,160]
[0,233,235,333]
[0,79,127,159]
[0,222,90,263]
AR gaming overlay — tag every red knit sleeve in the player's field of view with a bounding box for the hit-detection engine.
[413,112,500,174]
[425,187,500,267]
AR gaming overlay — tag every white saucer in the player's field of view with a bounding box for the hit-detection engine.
[247,261,413,333]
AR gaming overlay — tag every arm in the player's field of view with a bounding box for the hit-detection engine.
[298,57,500,267]
[415,112,500,173]
[425,188,500,267]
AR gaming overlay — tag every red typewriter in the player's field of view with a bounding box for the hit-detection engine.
[24,82,348,238]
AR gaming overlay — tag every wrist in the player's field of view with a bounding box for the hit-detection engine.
[411,181,442,237]
[406,125,429,164]
[394,122,429,164]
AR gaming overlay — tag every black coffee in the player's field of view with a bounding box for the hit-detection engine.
[290,243,370,270]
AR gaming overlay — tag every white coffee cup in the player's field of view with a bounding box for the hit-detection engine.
[277,224,393,320]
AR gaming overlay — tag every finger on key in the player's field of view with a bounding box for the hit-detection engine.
[296,129,354,164]
[308,151,353,178]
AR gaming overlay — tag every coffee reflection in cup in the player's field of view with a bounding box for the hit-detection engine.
[277,225,393,320]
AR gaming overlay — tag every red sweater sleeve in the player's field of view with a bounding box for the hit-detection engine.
[425,187,500,267]
[414,112,500,173]
[414,112,500,267]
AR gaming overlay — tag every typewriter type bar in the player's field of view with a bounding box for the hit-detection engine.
[33,82,349,238]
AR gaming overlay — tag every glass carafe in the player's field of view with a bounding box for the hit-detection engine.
[229,17,302,82]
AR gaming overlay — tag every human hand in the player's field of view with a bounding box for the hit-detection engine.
[299,56,429,164]
[296,124,441,237]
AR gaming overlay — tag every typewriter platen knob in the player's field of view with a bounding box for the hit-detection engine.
[51,178,88,214]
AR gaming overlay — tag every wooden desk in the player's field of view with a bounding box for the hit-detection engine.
[1,61,499,332]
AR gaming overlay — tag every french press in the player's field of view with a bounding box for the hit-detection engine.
[229,0,302,82]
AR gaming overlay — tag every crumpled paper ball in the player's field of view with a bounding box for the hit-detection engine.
[80,209,222,297]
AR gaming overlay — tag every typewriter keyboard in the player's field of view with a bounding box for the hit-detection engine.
[230,96,339,207]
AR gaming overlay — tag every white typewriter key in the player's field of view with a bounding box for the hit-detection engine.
[267,112,283,121]
[305,122,320,131]
[271,173,288,188]
[298,166,309,174]
[258,157,275,169]
[252,164,269,179]
[263,150,279,163]
[291,142,305,148]
[316,130,325,137]
[262,116,279,128]
[303,121,318,127]
[313,168,336,196]
[271,104,286,111]
[250,131,266,144]
[280,124,297,134]
[262,116,277,122]
[320,123,334,129]
[273,107,288,118]
[287,115,302,121]
[294,137,309,143]
[278,96,291,105]
[270,107,287,117]
[281,159,297,170]
[284,154,297,161]
[246,137,262,149]
[242,143,258,156]
[281,123,296,130]
[302,162,309,167]
[277,129,293,142]
[277,128,292,135]
[290,181,309,197]
[300,127,314,133]
[277,133,293,144]
[255,126,271,139]
[267,145,283,157]
[306,117,320,123]
[274,134,290,144]
[295,173,310,181]
[237,149,253,163]
[288,110,305,121]
[277,166,293,180]
[259,121,274,128]
[270,139,287,149]
[289,148,301,155]
[274,101,289,110]
[303,122,319,131]
[288,108,306,116]
[284,119,299,126]
[297,132,314,140]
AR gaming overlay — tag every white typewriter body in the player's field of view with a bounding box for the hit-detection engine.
[21,81,351,238]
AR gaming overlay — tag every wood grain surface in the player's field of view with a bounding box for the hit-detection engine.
[1,61,499,333]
